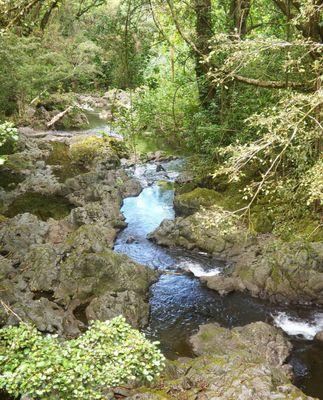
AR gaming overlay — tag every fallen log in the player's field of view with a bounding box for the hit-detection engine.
[46,106,73,128]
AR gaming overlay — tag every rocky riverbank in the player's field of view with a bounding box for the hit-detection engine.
[129,321,315,399]
[0,131,157,336]
[0,135,322,399]
[149,186,323,306]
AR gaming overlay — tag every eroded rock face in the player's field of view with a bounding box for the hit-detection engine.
[203,241,323,305]
[149,208,323,305]
[0,132,153,336]
[129,322,314,400]
[0,213,157,335]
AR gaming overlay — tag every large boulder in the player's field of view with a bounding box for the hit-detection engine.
[148,206,254,257]
[1,223,158,335]
[203,241,323,305]
[129,322,314,400]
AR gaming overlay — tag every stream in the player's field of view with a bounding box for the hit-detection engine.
[2,116,322,400]
[114,159,323,399]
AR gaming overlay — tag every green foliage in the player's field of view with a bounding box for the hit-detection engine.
[0,316,165,400]
[0,31,102,120]
[0,122,19,164]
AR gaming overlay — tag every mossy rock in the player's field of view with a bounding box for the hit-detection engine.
[157,180,174,191]
[46,141,86,182]
[0,214,8,224]
[106,137,129,159]
[70,136,110,166]
[4,192,74,221]
[174,188,224,216]
[4,153,34,172]
[36,92,76,112]
[0,169,24,191]
[174,181,198,195]
[250,205,274,234]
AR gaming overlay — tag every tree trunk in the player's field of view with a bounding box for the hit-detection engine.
[230,0,251,37]
[193,0,215,107]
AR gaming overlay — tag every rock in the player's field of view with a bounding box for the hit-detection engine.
[0,213,49,260]
[190,322,291,366]
[0,132,154,335]
[146,151,173,162]
[1,223,158,335]
[126,236,136,244]
[149,206,323,305]
[130,322,313,400]
[86,290,150,328]
[149,207,249,259]
[16,167,62,195]
[314,330,323,342]
[156,164,166,172]
[174,187,224,216]
[68,200,124,229]
[204,240,323,305]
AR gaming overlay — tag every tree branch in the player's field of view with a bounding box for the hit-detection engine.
[233,74,315,92]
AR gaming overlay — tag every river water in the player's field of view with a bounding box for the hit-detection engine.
[114,159,323,399]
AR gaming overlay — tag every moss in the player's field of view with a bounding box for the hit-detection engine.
[249,205,274,234]
[157,180,174,191]
[276,217,323,242]
[177,188,224,206]
[134,132,191,158]
[174,181,198,195]
[4,193,74,221]
[106,137,129,158]
[0,169,24,191]
[46,141,86,182]
[199,330,213,342]
[70,136,108,165]
[4,153,34,172]
[0,214,7,223]
[239,266,254,281]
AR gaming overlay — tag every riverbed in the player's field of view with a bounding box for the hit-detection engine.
[114,159,323,399]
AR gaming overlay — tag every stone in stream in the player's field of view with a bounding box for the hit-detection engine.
[129,322,315,399]
[314,330,323,342]
[156,164,166,172]
[126,235,137,244]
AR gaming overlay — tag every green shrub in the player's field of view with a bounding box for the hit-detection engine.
[0,122,19,164]
[0,316,165,400]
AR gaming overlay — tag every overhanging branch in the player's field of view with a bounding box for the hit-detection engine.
[233,74,315,92]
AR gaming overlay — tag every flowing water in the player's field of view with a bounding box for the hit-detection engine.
[114,159,323,399]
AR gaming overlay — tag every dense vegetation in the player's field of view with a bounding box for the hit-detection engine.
[0,316,165,399]
[0,1,322,398]
[0,0,321,240]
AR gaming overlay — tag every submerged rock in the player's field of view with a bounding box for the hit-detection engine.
[129,322,314,399]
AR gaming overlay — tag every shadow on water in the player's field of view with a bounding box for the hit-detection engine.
[115,159,323,400]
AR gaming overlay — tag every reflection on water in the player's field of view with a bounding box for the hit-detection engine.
[115,160,323,399]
